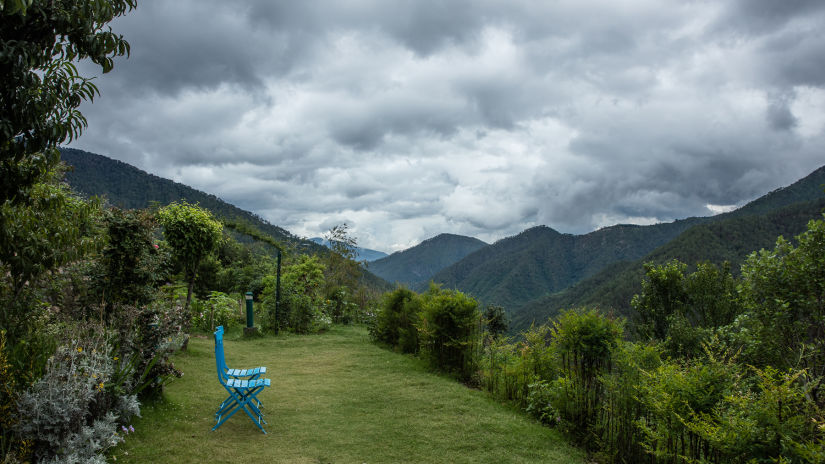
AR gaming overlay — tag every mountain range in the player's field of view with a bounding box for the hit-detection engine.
[363,163,825,332]
[60,147,825,334]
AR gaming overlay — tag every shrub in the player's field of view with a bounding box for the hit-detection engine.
[267,255,327,334]
[191,291,242,332]
[526,379,559,426]
[418,287,481,381]
[371,288,422,353]
[550,308,622,445]
[15,331,133,462]
[687,366,825,464]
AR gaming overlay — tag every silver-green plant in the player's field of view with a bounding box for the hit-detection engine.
[15,336,131,462]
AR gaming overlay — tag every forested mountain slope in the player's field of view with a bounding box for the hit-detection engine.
[511,197,825,333]
[60,147,327,254]
[432,164,825,314]
[368,233,487,287]
[431,218,707,309]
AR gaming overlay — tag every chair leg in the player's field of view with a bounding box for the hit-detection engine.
[213,386,268,434]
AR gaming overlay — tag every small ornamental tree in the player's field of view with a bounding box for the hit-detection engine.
[157,202,223,313]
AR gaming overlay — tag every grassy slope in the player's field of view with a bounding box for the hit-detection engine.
[112,326,583,464]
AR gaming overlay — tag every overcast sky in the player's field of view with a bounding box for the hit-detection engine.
[70,0,825,252]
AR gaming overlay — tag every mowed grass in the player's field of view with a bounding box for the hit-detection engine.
[111,325,585,463]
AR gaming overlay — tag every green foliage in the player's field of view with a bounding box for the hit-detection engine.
[631,260,744,359]
[687,366,825,463]
[418,286,481,381]
[525,379,558,426]
[637,354,740,463]
[484,304,508,340]
[0,171,101,302]
[190,291,242,333]
[513,197,825,334]
[550,308,623,444]
[92,208,168,311]
[322,224,368,324]
[633,259,688,340]
[0,171,102,457]
[266,255,328,334]
[1,0,134,204]
[738,216,825,389]
[157,201,223,312]
[371,287,422,354]
[61,148,327,257]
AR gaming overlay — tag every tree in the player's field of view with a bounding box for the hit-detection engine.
[484,304,508,340]
[738,215,825,402]
[1,0,135,205]
[632,260,688,340]
[322,223,363,322]
[93,208,167,312]
[157,202,223,313]
[272,255,327,333]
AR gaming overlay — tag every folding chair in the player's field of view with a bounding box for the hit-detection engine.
[214,326,267,414]
[212,327,271,434]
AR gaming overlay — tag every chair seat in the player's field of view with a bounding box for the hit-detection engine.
[227,366,266,377]
[226,378,271,389]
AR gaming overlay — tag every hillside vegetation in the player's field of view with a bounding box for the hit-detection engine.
[430,219,706,309]
[511,197,825,332]
[61,148,328,255]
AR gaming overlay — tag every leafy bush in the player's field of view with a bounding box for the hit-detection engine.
[91,208,168,311]
[191,291,242,332]
[526,380,559,426]
[371,287,422,353]
[687,366,825,464]
[549,308,622,445]
[418,287,481,381]
[262,255,328,334]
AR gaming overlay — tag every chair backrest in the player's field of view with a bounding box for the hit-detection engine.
[214,327,228,385]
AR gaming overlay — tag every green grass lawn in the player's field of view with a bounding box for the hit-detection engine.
[111,325,585,463]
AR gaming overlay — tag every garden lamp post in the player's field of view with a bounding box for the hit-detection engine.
[244,291,258,337]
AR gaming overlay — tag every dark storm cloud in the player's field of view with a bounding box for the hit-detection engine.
[719,0,825,34]
[71,0,825,251]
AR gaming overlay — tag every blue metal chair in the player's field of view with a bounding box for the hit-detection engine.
[213,327,270,434]
[214,325,267,414]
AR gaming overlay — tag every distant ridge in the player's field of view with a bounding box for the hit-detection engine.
[430,217,707,310]
[309,237,388,262]
[368,233,487,287]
